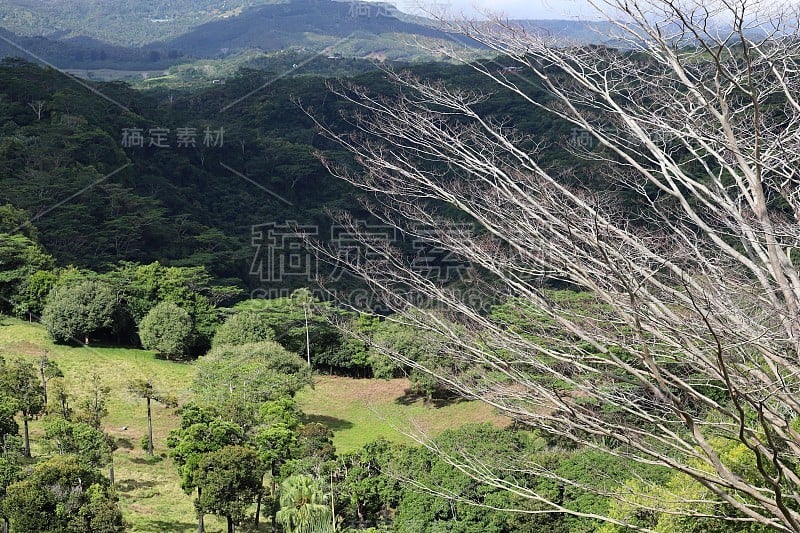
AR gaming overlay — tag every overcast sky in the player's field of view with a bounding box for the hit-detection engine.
[397,0,599,19]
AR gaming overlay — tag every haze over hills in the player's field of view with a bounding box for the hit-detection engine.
[0,0,614,70]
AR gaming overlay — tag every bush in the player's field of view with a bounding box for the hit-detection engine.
[138,301,194,359]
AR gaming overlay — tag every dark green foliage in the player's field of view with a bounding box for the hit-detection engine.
[167,403,246,494]
[236,290,343,369]
[41,280,117,344]
[0,233,53,315]
[3,455,125,532]
[138,301,194,359]
[333,439,402,529]
[0,357,45,458]
[212,310,275,347]
[196,445,264,532]
[41,418,114,469]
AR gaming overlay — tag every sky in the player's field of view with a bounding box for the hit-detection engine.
[396,0,599,19]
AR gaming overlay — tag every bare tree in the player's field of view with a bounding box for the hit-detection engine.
[308,0,800,530]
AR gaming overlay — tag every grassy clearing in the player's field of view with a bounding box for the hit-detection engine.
[0,316,507,531]
[297,376,508,453]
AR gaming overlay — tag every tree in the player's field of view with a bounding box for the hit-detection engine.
[37,353,62,407]
[196,445,263,533]
[192,342,311,428]
[3,455,124,532]
[276,475,333,533]
[212,310,275,347]
[0,358,44,458]
[41,418,114,470]
[0,457,21,533]
[0,233,53,315]
[41,279,117,344]
[252,398,303,528]
[128,378,176,456]
[236,290,342,367]
[167,403,245,533]
[310,0,800,530]
[138,301,194,359]
[76,372,110,429]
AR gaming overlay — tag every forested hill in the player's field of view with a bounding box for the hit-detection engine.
[0,57,571,289]
[0,0,480,67]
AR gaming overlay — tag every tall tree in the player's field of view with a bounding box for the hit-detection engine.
[37,352,62,407]
[167,403,244,533]
[128,378,176,456]
[311,0,800,529]
[196,445,263,533]
[0,358,44,458]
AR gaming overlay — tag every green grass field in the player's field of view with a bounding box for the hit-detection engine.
[0,316,506,532]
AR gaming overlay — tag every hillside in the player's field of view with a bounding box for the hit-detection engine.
[0,317,507,532]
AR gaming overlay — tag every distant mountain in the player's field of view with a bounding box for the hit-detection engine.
[159,0,479,60]
[0,0,621,71]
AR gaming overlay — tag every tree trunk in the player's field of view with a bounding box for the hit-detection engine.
[23,416,31,457]
[40,364,48,406]
[146,396,153,455]
[197,486,205,533]
[109,454,115,485]
[3,516,9,533]
[254,472,265,528]
[227,515,235,533]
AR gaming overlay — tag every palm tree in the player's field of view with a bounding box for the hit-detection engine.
[276,475,333,533]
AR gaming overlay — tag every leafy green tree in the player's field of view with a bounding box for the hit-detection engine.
[11,269,57,320]
[0,456,21,533]
[3,455,124,532]
[333,439,401,528]
[252,398,303,528]
[167,403,244,533]
[37,353,62,407]
[236,290,342,368]
[41,279,117,344]
[127,378,177,456]
[0,358,44,457]
[41,418,114,469]
[0,233,53,315]
[276,475,333,533]
[212,310,275,347]
[192,342,311,429]
[196,445,264,533]
[75,372,110,429]
[137,301,194,359]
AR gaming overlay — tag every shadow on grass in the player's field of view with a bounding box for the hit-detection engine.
[394,389,466,408]
[132,519,198,533]
[116,478,159,492]
[304,414,354,431]
[128,455,164,465]
[115,437,134,450]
